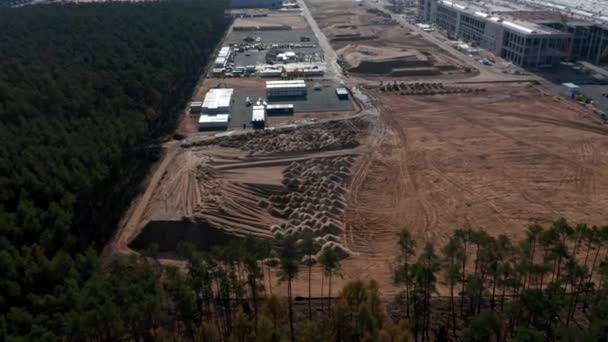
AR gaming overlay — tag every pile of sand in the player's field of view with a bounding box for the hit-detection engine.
[266,156,356,257]
[338,44,433,74]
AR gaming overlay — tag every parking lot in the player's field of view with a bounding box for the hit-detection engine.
[578,85,608,114]
[216,85,354,130]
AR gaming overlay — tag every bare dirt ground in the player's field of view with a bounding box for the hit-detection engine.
[109,118,369,259]
[233,13,309,29]
[305,0,475,79]
[107,0,608,302]
[327,82,608,297]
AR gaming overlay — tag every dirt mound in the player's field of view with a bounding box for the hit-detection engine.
[188,119,366,155]
[125,118,370,260]
[267,155,356,257]
[338,44,431,74]
[326,23,378,42]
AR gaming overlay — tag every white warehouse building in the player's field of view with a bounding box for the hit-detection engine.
[266,80,307,98]
[214,47,232,68]
[202,88,234,114]
[199,114,230,130]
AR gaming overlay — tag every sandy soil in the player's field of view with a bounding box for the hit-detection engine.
[305,0,474,79]
[319,83,608,297]
[234,13,309,29]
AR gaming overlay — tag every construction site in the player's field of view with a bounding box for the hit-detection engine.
[307,0,474,79]
[106,0,608,298]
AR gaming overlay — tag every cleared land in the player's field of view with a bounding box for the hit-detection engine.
[107,0,608,300]
[331,82,608,295]
[112,119,368,261]
[305,0,474,79]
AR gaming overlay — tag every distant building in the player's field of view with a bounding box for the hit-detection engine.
[251,105,265,129]
[560,83,580,98]
[336,88,349,100]
[202,88,234,114]
[266,104,294,114]
[189,101,202,113]
[199,114,230,130]
[266,80,306,98]
[419,0,569,68]
[230,0,281,9]
[214,47,232,68]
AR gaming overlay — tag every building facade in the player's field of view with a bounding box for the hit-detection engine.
[419,0,573,68]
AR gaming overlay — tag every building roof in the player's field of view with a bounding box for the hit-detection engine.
[218,47,231,58]
[267,83,306,89]
[336,88,349,95]
[202,88,234,110]
[562,82,580,88]
[266,104,294,109]
[266,80,305,85]
[252,106,265,121]
[199,114,230,124]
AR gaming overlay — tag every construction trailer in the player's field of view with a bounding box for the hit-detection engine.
[266,80,306,98]
[199,114,230,130]
[336,88,349,100]
[202,88,234,114]
[266,103,294,115]
[560,83,580,98]
[213,47,232,68]
[189,101,202,113]
[251,105,266,129]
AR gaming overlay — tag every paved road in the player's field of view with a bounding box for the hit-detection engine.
[298,0,346,83]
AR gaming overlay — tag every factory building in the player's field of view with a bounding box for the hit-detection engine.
[230,0,281,9]
[202,88,234,114]
[266,104,294,115]
[266,80,307,98]
[418,0,570,68]
[199,88,233,130]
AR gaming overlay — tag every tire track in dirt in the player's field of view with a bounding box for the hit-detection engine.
[377,99,439,241]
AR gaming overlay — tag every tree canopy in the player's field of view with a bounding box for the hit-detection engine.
[0,0,228,338]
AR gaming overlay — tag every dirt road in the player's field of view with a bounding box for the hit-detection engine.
[298,0,345,82]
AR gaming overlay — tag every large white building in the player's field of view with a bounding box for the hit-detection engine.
[202,88,234,114]
[199,114,230,130]
[214,47,232,68]
[419,0,608,66]
[266,80,307,98]
[418,0,570,68]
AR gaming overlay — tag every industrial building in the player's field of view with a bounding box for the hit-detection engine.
[199,114,230,130]
[266,80,307,98]
[560,83,580,98]
[266,104,294,114]
[251,105,266,129]
[336,88,349,100]
[230,0,281,9]
[418,0,570,68]
[418,0,608,66]
[202,88,234,114]
[214,47,232,68]
[189,101,202,113]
